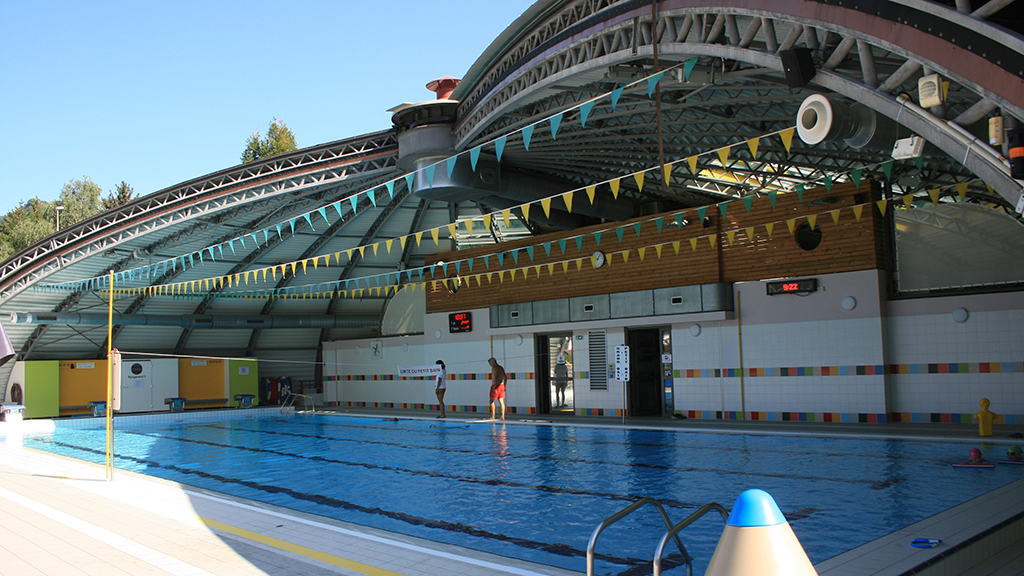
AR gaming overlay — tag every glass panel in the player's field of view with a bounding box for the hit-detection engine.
[548,333,574,412]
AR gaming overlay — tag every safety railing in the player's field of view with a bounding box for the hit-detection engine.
[586,497,688,576]
[281,393,315,414]
[652,502,729,576]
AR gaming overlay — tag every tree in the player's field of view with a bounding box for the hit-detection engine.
[0,199,55,261]
[101,181,136,211]
[58,176,102,229]
[241,117,297,163]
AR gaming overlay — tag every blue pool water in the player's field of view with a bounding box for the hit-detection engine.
[21,413,1023,575]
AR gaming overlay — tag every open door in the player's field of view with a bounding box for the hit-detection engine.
[627,328,662,417]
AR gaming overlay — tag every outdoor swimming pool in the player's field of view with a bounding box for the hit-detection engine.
[20,412,1023,575]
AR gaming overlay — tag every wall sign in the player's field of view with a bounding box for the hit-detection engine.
[766,278,817,295]
[449,312,472,333]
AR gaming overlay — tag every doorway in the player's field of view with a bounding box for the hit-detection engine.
[535,332,574,414]
[627,328,662,416]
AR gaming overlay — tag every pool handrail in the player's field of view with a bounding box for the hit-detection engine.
[652,502,729,576]
[281,393,315,413]
[586,497,687,576]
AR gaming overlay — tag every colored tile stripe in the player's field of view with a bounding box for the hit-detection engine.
[676,362,1023,378]
[324,372,535,382]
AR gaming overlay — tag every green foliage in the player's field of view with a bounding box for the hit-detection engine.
[241,117,297,163]
[101,181,136,211]
[0,176,104,262]
[58,176,102,228]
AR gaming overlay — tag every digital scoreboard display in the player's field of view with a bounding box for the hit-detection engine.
[766,278,817,295]
[448,312,472,333]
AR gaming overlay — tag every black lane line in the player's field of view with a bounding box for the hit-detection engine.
[304,417,930,463]
[31,436,650,571]
[196,422,903,492]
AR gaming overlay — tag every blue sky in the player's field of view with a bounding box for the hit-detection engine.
[0,0,536,215]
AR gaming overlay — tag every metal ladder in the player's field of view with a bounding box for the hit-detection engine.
[586,498,729,576]
[280,393,315,414]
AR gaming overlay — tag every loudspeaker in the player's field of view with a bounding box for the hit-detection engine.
[779,48,816,88]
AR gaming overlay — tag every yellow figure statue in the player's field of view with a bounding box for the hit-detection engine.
[973,398,996,437]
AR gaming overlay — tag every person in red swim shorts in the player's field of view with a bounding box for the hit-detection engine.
[487,357,506,420]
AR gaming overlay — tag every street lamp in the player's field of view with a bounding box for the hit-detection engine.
[55,205,64,230]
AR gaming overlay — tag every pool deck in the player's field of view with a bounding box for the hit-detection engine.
[1,407,1023,576]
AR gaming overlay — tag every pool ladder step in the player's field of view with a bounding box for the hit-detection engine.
[280,393,315,414]
[587,497,728,576]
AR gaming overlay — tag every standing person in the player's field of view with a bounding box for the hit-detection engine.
[434,360,447,418]
[487,357,507,420]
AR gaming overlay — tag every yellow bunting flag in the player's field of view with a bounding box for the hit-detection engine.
[745,227,754,242]
[687,155,699,174]
[371,243,379,256]
[290,262,297,276]
[928,189,940,205]
[447,223,457,239]
[399,236,407,251]
[475,276,482,287]
[708,234,717,248]
[717,146,730,167]
[901,194,914,209]
[585,185,596,204]
[502,210,511,228]
[877,199,888,216]
[779,127,795,153]
[534,265,541,278]
[807,214,817,230]
[637,247,646,261]
[346,248,354,260]
[541,198,552,218]
[301,260,308,273]
[431,228,440,245]
[483,214,492,231]
[415,232,423,247]
[689,237,698,251]
[786,219,797,235]
[386,239,393,253]
[590,254,599,268]
[562,191,573,213]
[358,246,366,258]
[561,261,569,274]
[509,269,516,282]
[672,240,680,254]
[575,259,583,272]
[655,244,663,258]
[663,164,672,185]
[747,136,760,158]
[634,171,645,193]
[498,271,505,283]
[956,182,968,201]
[830,209,841,225]
[521,203,531,222]
[610,178,620,199]
[244,273,249,285]
[726,231,736,246]
[621,250,630,264]
[852,205,864,222]
[547,263,554,276]
[487,273,493,284]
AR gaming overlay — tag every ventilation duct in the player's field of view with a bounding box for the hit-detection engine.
[797,94,902,151]
[10,313,378,329]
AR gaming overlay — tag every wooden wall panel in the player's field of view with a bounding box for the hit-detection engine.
[426,181,885,313]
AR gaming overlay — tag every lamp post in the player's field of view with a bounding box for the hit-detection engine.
[55,205,64,230]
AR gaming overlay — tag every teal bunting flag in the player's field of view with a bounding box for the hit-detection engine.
[188,253,195,267]
[743,196,754,213]
[386,181,394,198]
[655,217,664,233]
[611,86,625,110]
[497,252,505,266]
[240,236,246,249]
[317,207,328,225]
[276,224,283,239]
[882,161,893,180]
[511,250,519,264]
[442,262,449,275]
[594,231,602,246]
[558,239,567,253]
[447,156,457,178]
[454,261,461,274]
[350,196,358,214]
[697,207,707,223]
[684,57,698,81]
[768,190,778,208]
[467,258,473,272]
[615,226,625,242]
[288,220,296,234]
[647,71,664,97]
[674,213,685,227]
[470,146,481,171]
[633,222,642,238]
[796,184,804,202]
[550,113,562,139]
[333,201,343,219]
[425,164,436,188]
[575,236,583,251]
[209,246,216,260]
[913,156,923,172]
[824,175,833,193]
[495,135,507,162]
[526,246,534,261]
[404,173,415,191]
[719,203,728,219]
[543,242,551,256]
[303,213,314,231]
[579,101,595,128]
[851,169,863,189]
[522,124,534,151]
[483,254,490,269]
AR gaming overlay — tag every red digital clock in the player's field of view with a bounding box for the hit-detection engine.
[449,312,472,333]
[766,278,817,295]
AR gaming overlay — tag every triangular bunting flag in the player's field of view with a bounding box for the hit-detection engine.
[634,171,645,192]
[663,164,672,186]
[646,71,664,97]
[611,86,625,110]
[882,160,893,181]
[851,168,863,189]
[425,164,436,188]
[470,146,481,171]
[830,209,841,225]
[637,247,647,261]
[541,198,552,218]
[446,156,457,178]
[717,146,730,167]
[928,189,940,205]
[550,113,562,139]
[562,191,573,213]
[796,184,804,202]
[522,203,531,222]
[779,127,795,153]
[786,219,797,235]
[687,155,699,174]
[743,196,753,213]
[633,222,642,238]
[689,237,698,251]
[726,230,736,246]
[745,227,754,242]
[610,178,620,199]
[495,135,507,162]
[807,214,817,230]
[655,217,664,233]
[877,199,888,216]
[853,205,864,222]
[586,185,596,204]
[708,234,717,248]
[956,182,968,201]
[579,101,595,127]
[747,137,760,158]
[683,57,698,81]
[522,124,534,151]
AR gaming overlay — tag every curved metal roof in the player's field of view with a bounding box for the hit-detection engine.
[2,0,1022,384]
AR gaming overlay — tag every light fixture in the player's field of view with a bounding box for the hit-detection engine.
[952,308,968,323]
[689,324,701,337]
[841,296,857,311]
